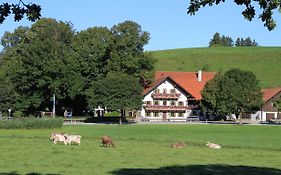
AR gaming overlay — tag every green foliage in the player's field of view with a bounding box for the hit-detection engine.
[187,0,280,30]
[1,26,30,50]
[0,19,155,114]
[0,1,41,24]
[209,32,234,47]
[104,111,120,117]
[201,69,263,118]
[151,47,281,88]
[0,75,19,111]
[109,21,156,87]
[1,18,76,112]
[0,117,63,129]
[235,37,259,46]
[86,74,143,112]
[72,27,113,84]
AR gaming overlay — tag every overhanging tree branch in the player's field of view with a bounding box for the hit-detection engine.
[187,0,281,30]
[0,0,41,24]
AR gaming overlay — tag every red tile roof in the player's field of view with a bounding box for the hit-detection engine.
[143,71,216,100]
[262,88,281,102]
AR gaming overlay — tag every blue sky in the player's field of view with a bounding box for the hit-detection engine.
[1,0,281,51]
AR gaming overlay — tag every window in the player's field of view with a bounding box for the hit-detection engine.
[154,101,159,105]
[154,112,159,117]
[171,101,176,106]
[154,88,160,93]
[145,112,151,117]
[163,100,167,106]
[146,101,151,105]
[178,101,184,106]
[170,89,176,94]
[179,112,184,117]
[170,112,175,117]
[163,88,167,93]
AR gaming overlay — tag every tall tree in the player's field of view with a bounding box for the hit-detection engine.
[221,35,234,47]
[188,0,280,30]
[0,71,19,111]
[209,32,234,47]
[1,19,156,115]
[235,38,241,46]
[109,20,155,87]
[1,26,30,50]
[201,69,263,123]
[86,74,143,117]
[209,32,221,47]
[68,27,113,113]
[235,37,258,46]
[1,18,77,113]
[72,27,113,87]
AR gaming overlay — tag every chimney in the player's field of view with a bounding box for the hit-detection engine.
[197,70,202,82]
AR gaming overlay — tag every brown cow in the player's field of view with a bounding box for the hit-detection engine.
[101,135,115,148]
[170,141,186,148]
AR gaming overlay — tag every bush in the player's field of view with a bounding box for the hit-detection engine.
[13,110,23,118]
[104,111,120,117]
[0,117,64,129]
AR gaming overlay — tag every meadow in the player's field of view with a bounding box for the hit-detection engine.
[0,124,281,175]
[151,47,281,88]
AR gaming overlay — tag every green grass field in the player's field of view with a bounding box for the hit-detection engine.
[150,47,281,88]
[1,124,281,175]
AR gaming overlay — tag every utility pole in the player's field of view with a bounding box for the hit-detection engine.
[52,94,55,118]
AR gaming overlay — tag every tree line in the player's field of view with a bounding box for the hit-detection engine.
[209,32,258,47]
[0,18,155,116]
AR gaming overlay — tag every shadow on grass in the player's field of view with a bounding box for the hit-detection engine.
[0,172,60,175]
[110,164,281,175]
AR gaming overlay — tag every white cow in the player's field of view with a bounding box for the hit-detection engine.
[206,141,222,149]
[66,135,81,145]
[50,133,68,145]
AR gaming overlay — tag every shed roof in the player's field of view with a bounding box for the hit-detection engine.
[262,88,281,102]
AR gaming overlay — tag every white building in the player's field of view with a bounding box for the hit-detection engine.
[141,71,216,121]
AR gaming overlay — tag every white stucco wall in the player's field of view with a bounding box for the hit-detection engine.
[141,80,192,121]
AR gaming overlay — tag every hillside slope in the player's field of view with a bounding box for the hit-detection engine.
[150,47,281,88]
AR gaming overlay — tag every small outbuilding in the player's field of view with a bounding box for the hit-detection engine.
[260,88,281,121]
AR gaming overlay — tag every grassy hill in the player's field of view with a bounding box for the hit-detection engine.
[150,47,281,88]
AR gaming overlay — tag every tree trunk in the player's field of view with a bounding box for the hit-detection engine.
[119,109,125,125]
[239,114,242,125]
[238,110,243,125]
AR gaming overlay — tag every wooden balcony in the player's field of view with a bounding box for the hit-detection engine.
[143,105,192,111]
[151,93,181,99]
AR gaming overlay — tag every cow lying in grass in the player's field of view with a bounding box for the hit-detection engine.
[206,141,222,149]
[101,135,115,148]
[170,141,186,148]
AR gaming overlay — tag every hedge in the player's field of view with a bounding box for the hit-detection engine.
[0,117,64,129]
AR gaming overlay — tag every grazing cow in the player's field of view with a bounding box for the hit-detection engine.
[170,142,186,148]
[101,135,115,147]
[50,132,65,140]
[51,133,68,145]
[66,135,81,145]
[206,141,222,149]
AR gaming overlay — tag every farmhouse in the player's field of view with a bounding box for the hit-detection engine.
[140,71,281,122]
[141,71,216,121]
